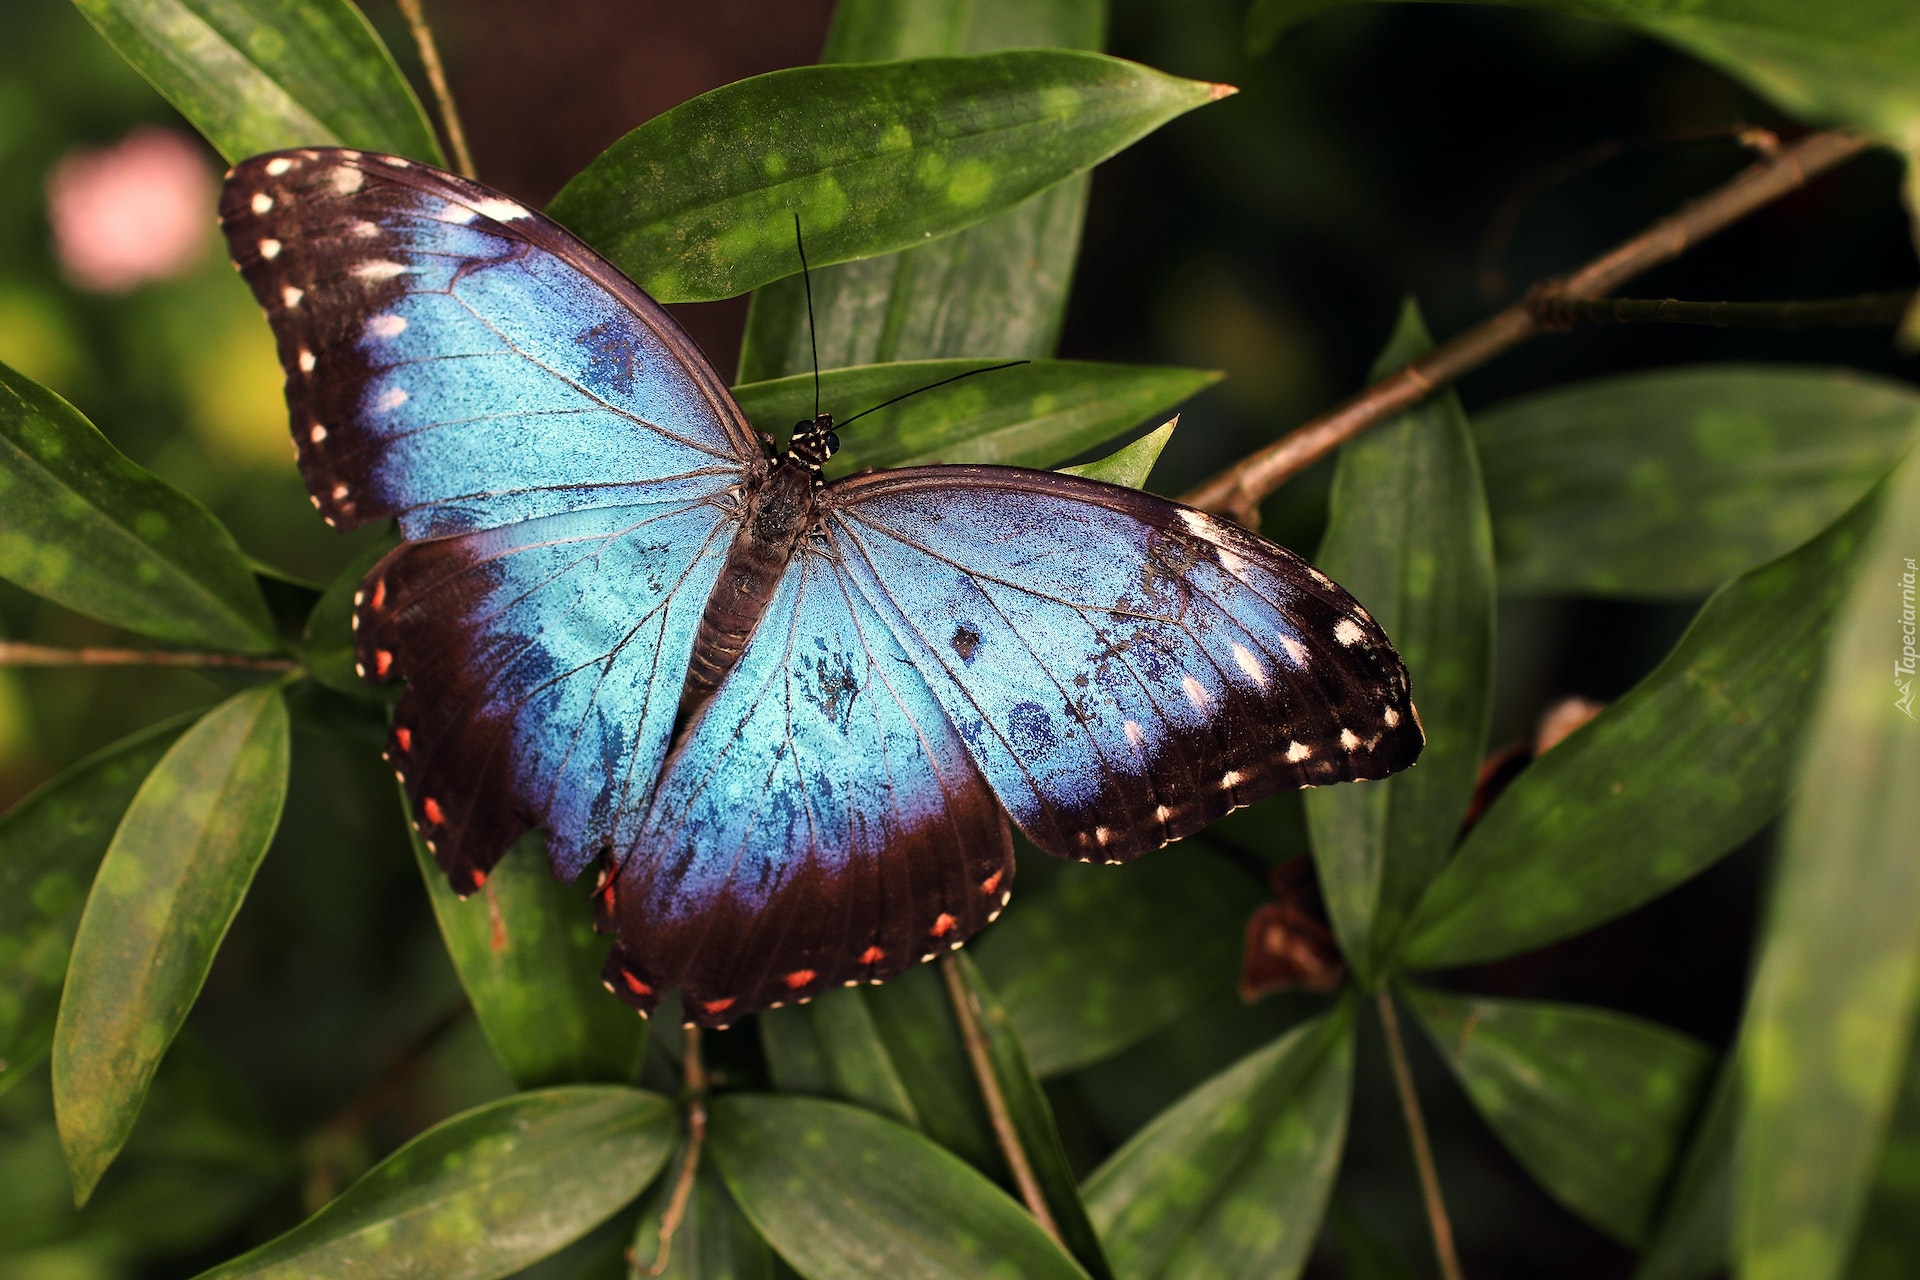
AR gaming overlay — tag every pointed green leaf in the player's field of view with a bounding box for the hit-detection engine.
[1635,1056,1739,1280]
[1085,1002,1355,1280]
[547,51,1227,303]
[1402,479,1887,969]
[732,360,1216,478]
[863,967,1002,1174]
[1059,420,1177,490]
[0,716,194,1097]
[736,0,1106,381]
[971,847,1261,1077]
[0,359,277,652]
[412,821,645,1090]
[1306,302,1494,982]
[954,956,1113,1280]
[1843,1020,1920,1280]
[194,1086,673,1280]
[53,685,290,1202]
[710,1093,1089,1280]
[69,0,443,164]
[1737,447,1920,1280]
[1476,366,1920,598]
[1404,987,1713,1245]
[760,986,921,1128]
[1247,0,1920,146]
[628,1150,776,1280]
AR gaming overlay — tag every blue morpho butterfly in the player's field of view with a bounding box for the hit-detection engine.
[219,148,1424,1028]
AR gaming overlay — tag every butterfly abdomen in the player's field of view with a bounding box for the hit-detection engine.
[675,460,816,735]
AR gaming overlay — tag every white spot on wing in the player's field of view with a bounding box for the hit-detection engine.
[1155,804,1172,822]
[1279,635,1308,667]
[265,158,293,176]
[1334,618,1365,647]
[331,483,349,500]
[309,424,327,443]
[330,166,365,195]
[1231,642,1267,686]
[1286,741,1311,762]
[1181,675,1211,710]
[1216,545,1251,580]
[251,192,274,214]
[369,313,408,338]
[280,285,303,308]
[258,238,281,259]
[1340,728,1361,751]
[297,348,315,372]
[380,155,411,167]
[1221,770,1243,789]
[1308,567,1333,588]
[354,260,409,281]
[351,219,379,238]
[1384,706,1400,727]
[1123,719,1146,748]
[469,196,530,222]
[378,387,409,410]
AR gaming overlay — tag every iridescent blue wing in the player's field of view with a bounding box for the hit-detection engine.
[219,148,755,537]
[219,149,759,885]
[824,467,1425,863]
[600,547,1012,1027]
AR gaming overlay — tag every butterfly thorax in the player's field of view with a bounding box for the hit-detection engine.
[673,415,840,738]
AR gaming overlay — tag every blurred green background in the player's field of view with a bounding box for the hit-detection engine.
[0,0,1913,1276]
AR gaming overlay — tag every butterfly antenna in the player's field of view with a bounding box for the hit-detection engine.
[794,213,821,420]
[837,361,1030,430]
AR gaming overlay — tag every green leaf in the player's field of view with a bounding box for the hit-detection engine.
[710,1093,1089,1280]
[69,0,443,164]
[1403,987,1713,1245]
[411,821,644,1090]
[303,535,397,696]
[1246,0,1920,146]
[1844,1019,1920,1280]
[0,359,277,653]
[194,1086,674,1280]
[759,988,921,1128]
[1475,365,1920,598]
[971,847,1261,1077]
[953,956,1113,1280]
[1085,1002,1355,1280]
[1058,420,1177,490]
[736,0,1107,381]
[547,51,1228,304]
[0,716,194,1099]
[52,685,290,1203]
[628,1151,776,1280]
[732,360,1216,478]
[1306,301,1494,983]
[1401,479,1887,969]
[1636,1056,1739,1280]
[1736,447,1920,1280]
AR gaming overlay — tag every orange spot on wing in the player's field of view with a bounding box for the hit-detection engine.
[783,968,817,989]
[980,870,1003,896]
[859,945,885,965]
[931,912,958,937]
[701,997,735,1015]
[469,867,486,887]
[371,577,387,610]
[423,796,445,824]
[393,725,412,752]
[622,971,652,997]
[374,648,393,676]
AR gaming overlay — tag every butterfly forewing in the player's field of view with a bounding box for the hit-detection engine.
[825,466,1423,863]
[219,148,756,538]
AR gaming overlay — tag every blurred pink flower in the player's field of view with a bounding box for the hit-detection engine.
[47,127,215,293]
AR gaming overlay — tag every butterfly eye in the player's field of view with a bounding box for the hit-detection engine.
[825,431,840,455]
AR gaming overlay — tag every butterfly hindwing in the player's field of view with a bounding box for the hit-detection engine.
[219,148,756,538]
[357,498,737,887]
[826,466,1424,863]
[601,547,1012,1027]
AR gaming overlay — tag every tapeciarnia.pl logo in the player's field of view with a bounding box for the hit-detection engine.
[1899,557,1917,720]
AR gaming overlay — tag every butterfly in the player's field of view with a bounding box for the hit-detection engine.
[219,148,1424,1028]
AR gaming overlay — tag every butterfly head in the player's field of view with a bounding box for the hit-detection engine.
[788,413,840,478]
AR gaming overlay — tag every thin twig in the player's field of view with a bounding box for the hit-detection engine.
[1377,990,1465,1280]
[394,0,476,178]
[1533,291,1913,329]
[0,641,299,671]
[939,954,1063,1246]
[647,1026,709,1276]
[1181,129,1875,525]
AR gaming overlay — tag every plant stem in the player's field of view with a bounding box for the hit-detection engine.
[939,954,1063,1246]
[647,1026,709,1276]
[1181,129,1875,525]
[1534,291,1913,329]
[394,0,476,178]
[0,641,299,671]
[1377,989,1465,1280]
